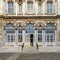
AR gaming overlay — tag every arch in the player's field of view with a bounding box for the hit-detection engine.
[38,25,42,33]
[4,22,15,30]
[26,23,35,33]
[18,25,22,33]
[46,22,56,30]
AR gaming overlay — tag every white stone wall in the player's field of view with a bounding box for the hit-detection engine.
[0,0,3,15]
[57,0,60,15]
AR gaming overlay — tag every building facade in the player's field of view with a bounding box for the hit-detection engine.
[0,0,60,48]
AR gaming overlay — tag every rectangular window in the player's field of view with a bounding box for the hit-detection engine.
[18,35,22,42]
[38,35,42,42]
[19,4,22,13]
[38,3,42,14]
[8,2,13,14]
[8,35,10,42]
[27,2,33,13]
[47,2,52,14]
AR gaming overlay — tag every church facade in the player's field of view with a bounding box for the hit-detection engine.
[0,0,60,48]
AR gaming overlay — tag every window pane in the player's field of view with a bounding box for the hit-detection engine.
[18,35,22,42]
[50,35,53,42]
[27,2,33,12]
[38,35,42,42]
[26,23,34,33]
[19,4,22,13]
[47,35,49,42]
[8,35,10,42]
[38,4,42,14]
[11,35,13,42]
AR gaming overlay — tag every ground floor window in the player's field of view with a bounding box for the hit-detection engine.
[4,23,15,43]
[45,22,56,43]
[18,25,22,42]
[7,34,15,42]
[38,25,42,42]
[38,34,42,42]
[18,34,22,42]
[45,33,55,42]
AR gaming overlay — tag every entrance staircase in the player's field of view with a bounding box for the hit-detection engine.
[22,46,37,53]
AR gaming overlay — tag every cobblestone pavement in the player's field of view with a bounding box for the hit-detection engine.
[0,46,60,60]
[0,53,60,60]
[17,53,60,60]
[0,53,14,60]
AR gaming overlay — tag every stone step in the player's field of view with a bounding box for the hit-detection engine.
[22,46,37,53]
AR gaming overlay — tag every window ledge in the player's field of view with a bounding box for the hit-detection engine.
[5,13,16,15]
[45,13,55,15]
[37,13,43,15]
[25,12,35,15]
[17,13,23,15]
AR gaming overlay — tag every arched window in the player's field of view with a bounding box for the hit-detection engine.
[27,2,33,13]
[4,23,15,42]
[18,0,22,14]
[47,2,53,14]
[26,23,35,33]
[18,25,22,42]
[38,25,42,42]
[45,22,55,42]
[8,1,14,14]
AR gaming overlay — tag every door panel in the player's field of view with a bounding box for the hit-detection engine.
[30,34,33,46]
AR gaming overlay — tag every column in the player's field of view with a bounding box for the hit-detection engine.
[35,29,38,46]
[22,29,25,44]
[23,0,25,16]
[42,30,45,47]
[35,0,38,15]
[16,1,18,16]
[43,0,45,15]
[54,30,57,47]
[4,30,6,46]
[15,30,18,47]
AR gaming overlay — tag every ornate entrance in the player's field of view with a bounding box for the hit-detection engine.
[25,23,35,46]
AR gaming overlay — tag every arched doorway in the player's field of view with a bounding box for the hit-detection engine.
[25,23,35,46]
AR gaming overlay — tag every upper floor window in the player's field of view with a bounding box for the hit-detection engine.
[27,2,33,13]
[18,4,22,13]
[8,2,14,14]
[38,3,42,14]
[47,2,53,14]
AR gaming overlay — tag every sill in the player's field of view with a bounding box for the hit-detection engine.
[17,13,23,15]
[25,11,35,15]
[5,13,15,15]
[37,13,43,15]
[45,13,55,15]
